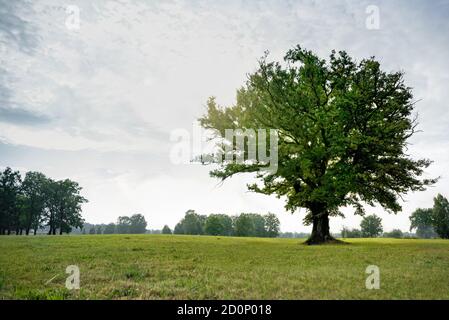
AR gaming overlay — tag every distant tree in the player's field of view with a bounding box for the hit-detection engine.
[360,215,383,237]
[129,214,147,234]
[116,216,131,234]
[409,208,437,238]
[21,172,48,235]
[96,225,103,235]
[44,179,87,235]
[383,229,403,238]
[0,167,22,235]
[199,45,436,244]
[432,194,449,239]
[264,213,280,238]
[0,168,87,236]
[173,222,184,234]
[103,223,116,234]
[205,214,233,236]
[178,210,205,235]
[162,225,172,234]
[89,226,96,234]
[341,227,362,238]
[204,215,222,236]
[249,213,266,237]
[278,232,310,239]
[220,214,234,236]
[234,214,255,237]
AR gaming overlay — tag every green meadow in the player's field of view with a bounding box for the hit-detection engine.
[1,235,449,299]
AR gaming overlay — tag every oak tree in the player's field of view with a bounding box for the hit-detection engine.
[200,45,436,244]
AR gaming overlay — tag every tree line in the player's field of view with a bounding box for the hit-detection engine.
[0,167,87,235]
[167,210,281,238]
[81,214,148,234]
[340,194,449,239]
[341,215,414,239]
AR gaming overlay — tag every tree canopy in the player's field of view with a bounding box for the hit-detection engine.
[199,45,436,244]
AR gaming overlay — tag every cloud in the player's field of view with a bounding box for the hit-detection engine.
[0,0,40,53]
[0,105,52,125]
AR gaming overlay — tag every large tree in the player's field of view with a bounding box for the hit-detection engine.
[199,45,436,244]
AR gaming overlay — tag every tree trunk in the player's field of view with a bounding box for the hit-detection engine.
[305,205,337,245]
[52,228,56,235]
[26,228,30,235]
[34,229,37,235]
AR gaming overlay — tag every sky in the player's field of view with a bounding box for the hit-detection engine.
[1,0,448,233]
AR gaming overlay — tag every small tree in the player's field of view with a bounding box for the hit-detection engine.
[264,213,280,238]
[162,225,172,234]
[360,214,383,237]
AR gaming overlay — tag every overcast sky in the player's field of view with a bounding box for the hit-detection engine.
[1,0,448,233]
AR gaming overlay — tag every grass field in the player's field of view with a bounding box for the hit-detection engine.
[1,234,449,299]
